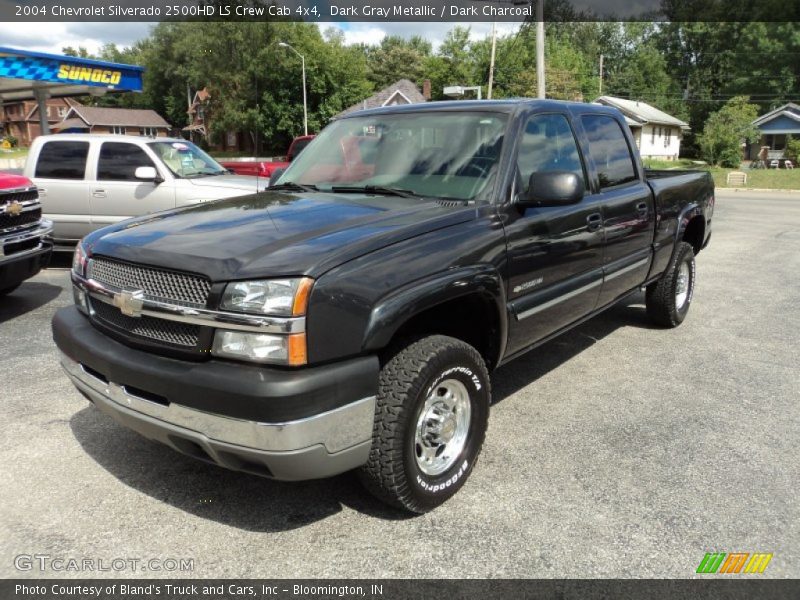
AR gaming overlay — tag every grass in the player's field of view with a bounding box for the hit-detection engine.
[644,157,800,190]
[0,147,29,160]
[707,167,800,190]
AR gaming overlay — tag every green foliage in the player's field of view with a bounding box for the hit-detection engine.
[96,21,800,157]
[2,135,18,148]
[787,136,800,162]
[698,96,760,167]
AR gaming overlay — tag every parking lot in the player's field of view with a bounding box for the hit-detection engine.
[1,190,797,578]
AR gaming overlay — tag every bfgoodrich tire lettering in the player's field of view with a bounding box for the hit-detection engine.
[357,335,490,513]
[646,241,696,327]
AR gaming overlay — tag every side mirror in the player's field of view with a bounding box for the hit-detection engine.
[135,166,162,183]
[519,171,584,208]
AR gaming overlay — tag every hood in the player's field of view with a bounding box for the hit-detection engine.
[84,191,474,281]
[0,173,34,191]
[187,174,268,192]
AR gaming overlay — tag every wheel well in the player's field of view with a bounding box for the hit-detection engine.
[386,294,502,371]
[683,216,705,254]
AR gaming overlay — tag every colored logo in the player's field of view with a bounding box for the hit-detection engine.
[3,201,23,216]
[696,552,773,574]
[57,64,122,85]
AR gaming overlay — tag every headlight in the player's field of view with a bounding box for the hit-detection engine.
[72,242,87,277]
[212,331,307,366]
[220,277,313,316]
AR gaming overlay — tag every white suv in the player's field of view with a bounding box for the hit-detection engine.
[24,135,268,247]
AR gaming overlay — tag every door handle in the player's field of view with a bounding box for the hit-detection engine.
[92,189,107,198]
[37,188,46,196]
[586,213,602,231]
[636,202,649,216]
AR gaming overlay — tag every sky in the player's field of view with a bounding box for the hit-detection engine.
[1,21,520,56]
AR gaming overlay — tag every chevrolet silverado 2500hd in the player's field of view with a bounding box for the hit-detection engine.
[52,100,713,512]
[1,172,52,296]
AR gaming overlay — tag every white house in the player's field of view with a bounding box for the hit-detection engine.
[594,96,689,160]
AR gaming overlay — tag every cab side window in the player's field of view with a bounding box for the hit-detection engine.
[98,142,157,181]
[517,114,585,196]
[35,141,89,179]
[581,115,638,189]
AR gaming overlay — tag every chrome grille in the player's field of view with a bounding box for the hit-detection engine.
[0,206,41,231]
[91,300,201,347]
[0,189,38,204]
[87,258,211,308]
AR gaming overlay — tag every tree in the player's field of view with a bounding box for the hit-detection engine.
[698,96,760,167]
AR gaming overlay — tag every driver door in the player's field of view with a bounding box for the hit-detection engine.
[89,141,175,230]
[502,112,605,355]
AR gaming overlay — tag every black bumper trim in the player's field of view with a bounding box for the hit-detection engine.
[0,243,52,290]
[52,306,379,423]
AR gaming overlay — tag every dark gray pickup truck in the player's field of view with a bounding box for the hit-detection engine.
[53,99,713,512]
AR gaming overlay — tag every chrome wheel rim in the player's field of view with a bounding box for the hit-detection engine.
[414,378,472,476]
[675,262,690,309]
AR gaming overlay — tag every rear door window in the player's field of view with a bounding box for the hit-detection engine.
[581,115,638,189]
[98,142,156,181]
[35,141,89,179]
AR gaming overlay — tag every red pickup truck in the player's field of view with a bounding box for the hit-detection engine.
[219,135,315,180]
[0,172,53,295]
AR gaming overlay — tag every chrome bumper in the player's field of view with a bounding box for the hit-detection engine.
[61,351,375,480]
[0,219,53,262]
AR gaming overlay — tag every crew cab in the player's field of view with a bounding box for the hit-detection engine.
[52,100,713,512]
[25,135,268,248]
[0,172,52,296]
[219,135,315,180]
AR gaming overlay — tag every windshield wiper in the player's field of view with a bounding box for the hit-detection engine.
[329,185,419,198]
[268,181,319,192]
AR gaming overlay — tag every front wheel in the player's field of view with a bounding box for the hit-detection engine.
[646,241,696,327]
[358,335,491,513]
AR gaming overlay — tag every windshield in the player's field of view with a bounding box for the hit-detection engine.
[275,112,508,201]
[148,140,227,178]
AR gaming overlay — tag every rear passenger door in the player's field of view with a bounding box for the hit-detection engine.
[89,141,176,230]
[579,114,655,306]
[32,140,91,243]
[502,112,605,356]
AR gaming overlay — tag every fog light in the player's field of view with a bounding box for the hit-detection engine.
[72,285,90,315]
[212,331,307,366]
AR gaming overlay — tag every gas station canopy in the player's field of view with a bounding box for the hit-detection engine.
[0,46,144,134]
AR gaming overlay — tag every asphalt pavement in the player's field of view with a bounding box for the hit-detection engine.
[1,190,797,579]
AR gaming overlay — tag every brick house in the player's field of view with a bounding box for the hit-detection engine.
[1,98,77,146]
[53,105,170,137]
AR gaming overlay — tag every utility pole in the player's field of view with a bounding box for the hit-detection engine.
[536,0,545,99]
[487,21,497,99]
[598,54,604,96]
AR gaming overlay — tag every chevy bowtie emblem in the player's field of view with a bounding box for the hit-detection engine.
[3,201,23,217]
[112,289,145,318]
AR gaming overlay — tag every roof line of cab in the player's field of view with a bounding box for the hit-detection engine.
[340,98,618,119]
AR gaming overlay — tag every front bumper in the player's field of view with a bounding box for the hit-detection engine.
[54,306,379,480]
[0,220,53,288]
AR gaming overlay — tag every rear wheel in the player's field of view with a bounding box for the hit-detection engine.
[646,241,696,327]
[358,335,490,513]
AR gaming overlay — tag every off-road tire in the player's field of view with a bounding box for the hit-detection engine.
[358,335,491,513]
[646,241,696,327]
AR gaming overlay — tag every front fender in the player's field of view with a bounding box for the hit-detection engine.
[362,264,507,361]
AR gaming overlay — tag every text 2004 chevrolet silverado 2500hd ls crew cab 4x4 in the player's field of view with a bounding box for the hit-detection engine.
[53,100,713,512]
[1,172,53,296]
